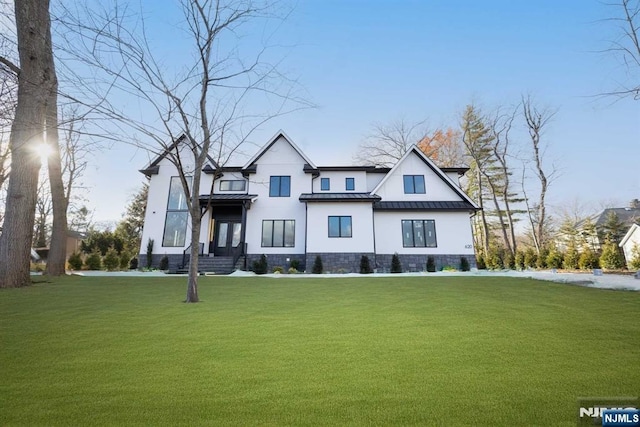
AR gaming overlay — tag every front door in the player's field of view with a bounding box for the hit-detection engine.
[213,220,242,256]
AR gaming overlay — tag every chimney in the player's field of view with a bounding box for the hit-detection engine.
[630,199,640,209]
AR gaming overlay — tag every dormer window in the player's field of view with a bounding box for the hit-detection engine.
[403,175,425,194]
[269,176,291,197]
[219,180,246,191]
[321,178,330,191]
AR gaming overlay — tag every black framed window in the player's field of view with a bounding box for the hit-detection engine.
[328,216,352,238]
[402,220,437,247]
[220,180,246,191]
[261,220,295,247]
[320,178,330,191]
[163,176,192,246]
[269,176,291,197]
[345,177,355,191]
[403,175,426,194]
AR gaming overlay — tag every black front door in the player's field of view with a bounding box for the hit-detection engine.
[213,220,242,256]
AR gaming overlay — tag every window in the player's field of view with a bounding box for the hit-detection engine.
[320,177,330,191]
[345,177,355,191]
[403,175,426,194]
[220,180,246,191]
[402,220,437,247]
[163,176,191,246]
[269,176,291,197]
[328,216,352,238]
[262,220,295,247]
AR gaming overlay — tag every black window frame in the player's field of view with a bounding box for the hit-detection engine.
[162,176,192,247]
[328,216,352,238]
[401,219,437,248]
[261,219,295,247]
[403,175,426,194]
[269,176,291,197]
[219,179,246,191]
[320,177,330,191]
[345,177,355,191]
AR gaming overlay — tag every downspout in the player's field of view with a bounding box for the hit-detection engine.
[371,203,378,271]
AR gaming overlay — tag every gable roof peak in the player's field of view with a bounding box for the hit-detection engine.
[139,133,219,176]
[242,130,316,170]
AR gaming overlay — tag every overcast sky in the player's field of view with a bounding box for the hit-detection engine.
[81,0,639,225]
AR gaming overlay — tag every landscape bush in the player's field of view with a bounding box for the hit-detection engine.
[629,244,640,270]
[272,266,284,274]
[252,254,268,274]
[159,255,169,271]
[523,248,537,269]
[359,255,373,274]
[312,256,323,274]
[578,247,600,270]
[545,248,564,269]
[103,247,121,271]
[476,254,486,270]
[119,251,132,270]
[536,248,549,269]
[68,252,83,270]
[563,244,580,270]
[390,253,402,273]
[460,257,470,271]
[85,251,102,270]
[289,259,301,271]
[599,243,626,270]
[514,251,525,270]
[426,256,436,272]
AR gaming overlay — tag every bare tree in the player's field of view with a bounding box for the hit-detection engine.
[522,95,558,253]
[603,0,640,99]
[0,0,57,288]
[58,0,307,301]
[354,118,430,167]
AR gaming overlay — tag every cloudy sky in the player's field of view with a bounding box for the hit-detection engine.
[81,0,639,225]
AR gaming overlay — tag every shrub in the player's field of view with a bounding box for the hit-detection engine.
[503,251,515,270]
[523,248,537,269]
[578,248,600,270]
[130,257,139,270]
[252,254,268,275]
[485,246,504,270]
[563,245,580,270]
[514,251,525,270]
[390,253,402,273]
[312,255,323,274]
[103,247,121,271]
[290,259,301,271]
[545,248,564,269]
[272,266,284,274]
[159,255,169,271]
[359,255,373,274]
[426,256,436,272]
[288,267,298,274]
[146,239,154,269]
[599,243,625,270]
[476,254,486,270]
[85,251,102,270]
[442,265,456,272]
[460,257,470,271]
[536,248,549,269]
[629,244,640,270]
[68,252,83,270]
[119,251,132,270]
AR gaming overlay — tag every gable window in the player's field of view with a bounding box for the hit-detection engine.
[345,177,355,191]
[403,175,426,194]
[321,177,330,191]
[220,180,246,191]
[402,220,437,247]
[163,176,191,247]
[262,220,295,247]
[269,176,291,197]
[328,216,352,238]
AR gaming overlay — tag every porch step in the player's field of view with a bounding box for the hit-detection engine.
[197,256,239,275]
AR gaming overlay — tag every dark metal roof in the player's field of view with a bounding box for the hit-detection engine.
[198,194,258,204]
[139,165,159,176]
[315,166,391,173]
[595,207,640,228]
[373,201,478,211]
[441,167,470,175]
[299,193,381,202]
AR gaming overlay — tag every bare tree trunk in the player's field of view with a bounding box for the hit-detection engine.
[476,169,490,253]
[186,205,200,303]
[0,0,54,288]
[45,89,68,276]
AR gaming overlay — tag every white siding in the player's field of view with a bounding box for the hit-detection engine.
[374,211,475,255]
[366,173,385,192]
[621,225,640,266]
[306,203,374,252]
[375,153,462,202]
[244,136,309,255]
[312,171,367,192]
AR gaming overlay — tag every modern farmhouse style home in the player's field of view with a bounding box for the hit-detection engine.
[139,131,479,273]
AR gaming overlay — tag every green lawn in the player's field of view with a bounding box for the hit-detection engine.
[1,276,638,426]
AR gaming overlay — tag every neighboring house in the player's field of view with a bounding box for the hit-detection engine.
[619,223,640,268]
[138,131,480,273]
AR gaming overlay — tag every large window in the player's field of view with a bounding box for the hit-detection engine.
[402,220,437,247]
[269,176,291,197]
[328,216,352,238]
[321,178,330,191]
[163,176,191,246]
[262,220,295,247]
[220,180,246,191]
[403,175,426,194]
[345,177,355,191]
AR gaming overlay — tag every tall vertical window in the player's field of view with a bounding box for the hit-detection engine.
[163,177,191,246]
[402,220,436,247]
[262,220,295,247]
[345,177,355,191]
[328,216,352,238]
[269,176,291,197]
[403,175,426,194]
[320,177,330,191]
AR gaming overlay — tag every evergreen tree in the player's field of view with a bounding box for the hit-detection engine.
[359,255,373,274]
[390,253,402,273]
[312,255,323,274]
[426,256,436,272]
[628,244,640,270]
[578,247,600,270]
[103,247,120,271]
[115,183,148,254]
[563,243,580,270]
[598,211,627,244]
[599,242,625,270]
